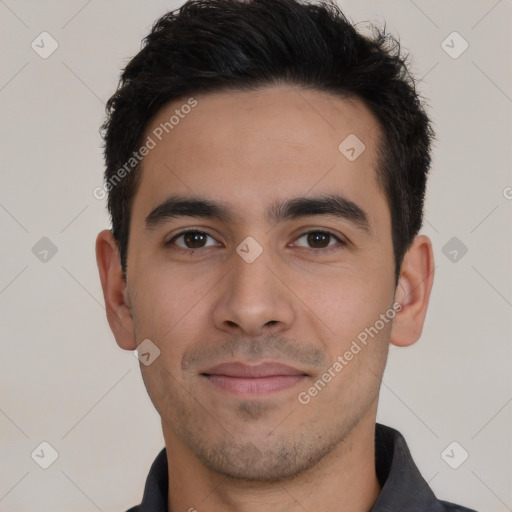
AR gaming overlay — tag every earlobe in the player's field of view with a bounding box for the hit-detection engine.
[95,229,137,350]
[390,235,435,348]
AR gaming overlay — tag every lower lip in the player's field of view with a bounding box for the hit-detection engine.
[204,375,306,396]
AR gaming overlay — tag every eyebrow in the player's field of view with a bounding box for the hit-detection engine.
[145,193,371,233]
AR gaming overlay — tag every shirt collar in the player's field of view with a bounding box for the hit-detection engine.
[371,423,445,511]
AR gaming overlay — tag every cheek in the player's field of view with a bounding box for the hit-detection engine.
[129,263,223,379]
[308,276,393,396]
[300,266,394,342]
[131,263,206,333]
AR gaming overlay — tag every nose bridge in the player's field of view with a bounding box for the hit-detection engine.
[213,239,294,335]
[232,242,274,300]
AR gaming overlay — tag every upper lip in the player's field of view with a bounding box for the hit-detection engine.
[202,362,307,378]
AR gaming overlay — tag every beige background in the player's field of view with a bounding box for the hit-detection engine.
[1,0,511,511]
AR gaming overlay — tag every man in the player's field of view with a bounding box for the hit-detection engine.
[96,0,477,510]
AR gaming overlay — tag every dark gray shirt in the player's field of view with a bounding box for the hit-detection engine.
[126,423,477,512]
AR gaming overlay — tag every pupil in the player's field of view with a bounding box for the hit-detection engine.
[308,232,329,248]
[185,232,205,248]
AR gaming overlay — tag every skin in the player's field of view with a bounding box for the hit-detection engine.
[96,83,434,512]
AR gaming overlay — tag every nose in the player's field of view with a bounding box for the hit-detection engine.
[212,247,296,338]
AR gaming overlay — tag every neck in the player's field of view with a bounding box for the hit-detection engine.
[164,416,381,512]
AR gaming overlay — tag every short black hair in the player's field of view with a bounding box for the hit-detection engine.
[101,0,434,281]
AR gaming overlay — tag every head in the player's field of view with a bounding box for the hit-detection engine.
[97,0,434,481]
[102,0,433,282]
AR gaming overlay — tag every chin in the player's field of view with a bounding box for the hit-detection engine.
[191,434,336,482]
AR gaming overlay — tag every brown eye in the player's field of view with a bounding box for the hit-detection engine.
[294,230,346,251]
[182,232,207,248]
[306,232,330,248]
[167,230,217,250]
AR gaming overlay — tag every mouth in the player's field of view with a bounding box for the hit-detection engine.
[201,362,308,396]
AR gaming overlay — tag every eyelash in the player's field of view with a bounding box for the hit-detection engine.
[165,228,347,254]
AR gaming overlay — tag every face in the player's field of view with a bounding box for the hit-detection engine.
[122,84,398,480]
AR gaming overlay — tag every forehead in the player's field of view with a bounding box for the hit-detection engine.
[131,84,388,231]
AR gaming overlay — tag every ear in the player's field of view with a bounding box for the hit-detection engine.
[390,235,435,347]
[95,229,136,351]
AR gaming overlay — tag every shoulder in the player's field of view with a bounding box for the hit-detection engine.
[440,500,479,512]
